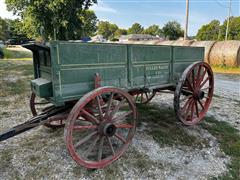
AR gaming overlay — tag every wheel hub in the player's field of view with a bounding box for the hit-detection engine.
[99,122,117,137]
[197,90,205,100]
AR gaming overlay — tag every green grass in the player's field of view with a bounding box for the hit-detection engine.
[2,48,32,59]
[211,65,240,74]
[0,60,33,96]
[137,104,210,148]
[200,117,240,179]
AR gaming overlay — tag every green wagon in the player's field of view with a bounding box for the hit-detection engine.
[0,41,214,169]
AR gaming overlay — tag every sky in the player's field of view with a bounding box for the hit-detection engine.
[1,0,239,36]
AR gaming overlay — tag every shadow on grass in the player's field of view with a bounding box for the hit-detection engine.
[137,104,209,148]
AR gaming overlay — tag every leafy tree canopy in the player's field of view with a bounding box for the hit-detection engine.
[0,17,28,42]
[220,16,240,40]
[143,24,162,36]
[196,20,221,40]
[128,23,144,34]
[5,0,98,40]
[196,17,240,41]
[114,28,127,38]
[97,21,118,40]
[0,17,8,41]
[162,21,184,40]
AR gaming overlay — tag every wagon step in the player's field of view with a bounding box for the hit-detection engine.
[0,106,69,142]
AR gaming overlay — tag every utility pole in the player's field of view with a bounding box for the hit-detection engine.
[225,0,232,41]
[184,0,189,40]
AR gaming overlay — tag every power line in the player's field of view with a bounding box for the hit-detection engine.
[214,0,229,8]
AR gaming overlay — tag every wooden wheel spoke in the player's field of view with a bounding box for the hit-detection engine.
[96,96,103,120]
[115,123,134,129]
[140,93,143,103]
[182,97,193,112]
[110,99,126,119]
[114,133,127,144]
[191,100,195,120]
[197,99,205,110]
[200,76,210,89]
[197,68,207,88]
[98,137,104,161]
[192,69,195,89]
[73,125,97,130]
[81,109,99,124]
[145,92,149,100]
[186,78,194,92]
[105,93,114,118]
[74,131,98,149]
[183,99,194,120]
[194,100,199,117]
[196,65,202,83]
[107,137,115,155]
[112,111,133,123]
[180,95,193,103]
[85,135,99,158]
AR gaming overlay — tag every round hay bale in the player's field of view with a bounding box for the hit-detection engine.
[190,41,216,63]
[156,40,175,45]
[171,40,195,46]
[209,41,240,66]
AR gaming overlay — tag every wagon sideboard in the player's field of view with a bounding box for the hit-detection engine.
[23,42,204,106]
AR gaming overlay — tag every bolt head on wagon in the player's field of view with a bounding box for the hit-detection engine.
[0,41,214,169]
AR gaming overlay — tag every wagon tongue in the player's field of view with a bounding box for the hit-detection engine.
[0,106,68,142]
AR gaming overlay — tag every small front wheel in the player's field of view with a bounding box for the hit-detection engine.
[174,62,214,125]
[64,87,137,169]
[29,93,65,128]
[133,90,156,104]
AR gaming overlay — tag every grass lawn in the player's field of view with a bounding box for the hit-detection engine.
[211,65,240,74]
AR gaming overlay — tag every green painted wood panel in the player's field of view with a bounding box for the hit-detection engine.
[172,46,204,81]
[130,45,172,88]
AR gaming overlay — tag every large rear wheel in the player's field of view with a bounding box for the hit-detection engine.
[64,87,137,169]
[174,62,214,125]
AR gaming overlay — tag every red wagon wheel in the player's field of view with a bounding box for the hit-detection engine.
[30,93,65,128]
[174,62,214,126]
[133,90,156,104]
[64,87,137,169]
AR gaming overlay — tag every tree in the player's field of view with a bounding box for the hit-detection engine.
[81,10,98,37]
[114,28,127,38]
[0,17,8,41]
[128,23,144,34]
[5,0,97,40]
[162,21,184,40]
[143,24,162,36]
[97,21,118,40]
[220,16,240,40]
[0,18,28,42]
[196,20,221,40]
